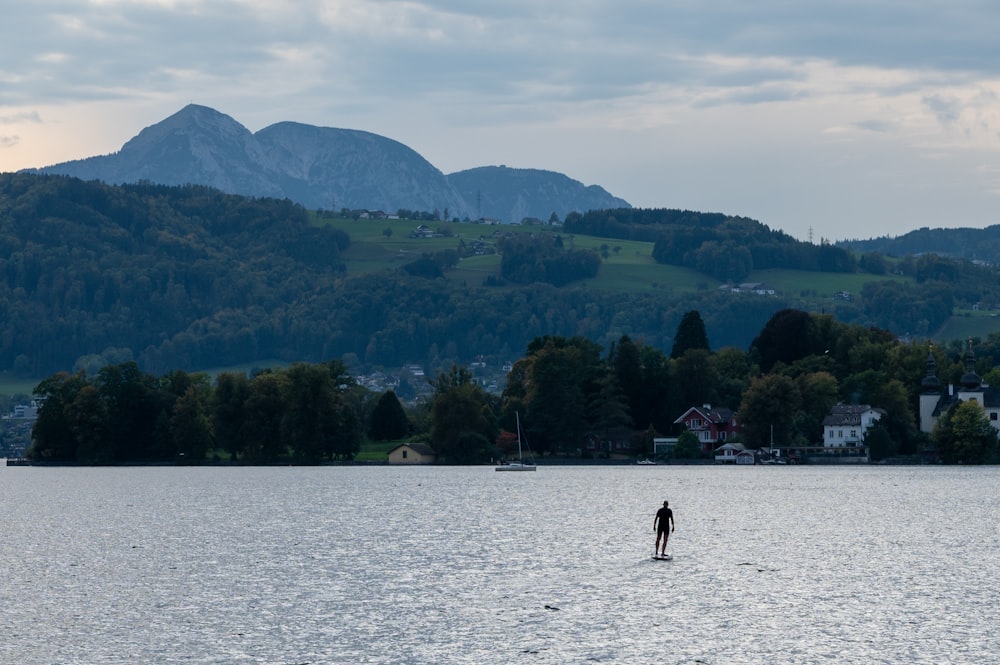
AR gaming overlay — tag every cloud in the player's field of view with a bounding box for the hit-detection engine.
[923,94,964,125]
[5,1,999,116]
[0,111,42,124]
[854,119,896,133]
[5,1,1000,239]
[0,135,20,149]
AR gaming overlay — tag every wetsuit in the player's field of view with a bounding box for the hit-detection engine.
[655,506,673,533]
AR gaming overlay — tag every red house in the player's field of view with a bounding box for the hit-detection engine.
[674,404,742,453]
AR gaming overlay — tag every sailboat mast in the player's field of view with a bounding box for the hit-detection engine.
[516,412,523,461]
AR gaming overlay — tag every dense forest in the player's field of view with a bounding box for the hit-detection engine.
[498,233,601,286]
[0,174,786,377]
[23,310,1000,465]
[0,174,348,375]
[838,224,1000,264]
[3,173,1000,385]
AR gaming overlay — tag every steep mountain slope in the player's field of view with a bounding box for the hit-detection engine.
[35,105,286,198]
[255,121,467,215]
[447,165,630,222]
[32,104,630,222]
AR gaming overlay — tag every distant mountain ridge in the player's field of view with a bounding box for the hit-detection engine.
[837,225,1000,264]
[30,104,630,223]
[448,165,629,223]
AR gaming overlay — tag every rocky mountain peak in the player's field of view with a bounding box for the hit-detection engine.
[32,105,631,222]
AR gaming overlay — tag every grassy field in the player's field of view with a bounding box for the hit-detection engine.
[322,216,1000,349]
[196,359,290,379]
[321,217,538,275]
[744,268,909,298]
[0,375,37,397]
[323,215,714,294]
[934,311,1000,341]
[322,215,919,298]
[356,439,403,462]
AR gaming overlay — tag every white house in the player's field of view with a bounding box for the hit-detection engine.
[714,442,748,463]
[2,400,41,421]
[821,403,885,447]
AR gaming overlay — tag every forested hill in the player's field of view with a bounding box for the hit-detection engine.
[837,225,1000,264]
[0,173,348,376]
[565,208,855,282]
[4,173,996,382]
[0,173,794,378]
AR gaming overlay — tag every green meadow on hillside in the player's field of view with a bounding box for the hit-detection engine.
[322,215,722,293]
[320,215,918,298]
[744,269,909,298]
[320,215,1000,347]
[934,310,1000,341]
[0,376,37,397]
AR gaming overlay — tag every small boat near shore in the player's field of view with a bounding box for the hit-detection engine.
[495,413,536,472]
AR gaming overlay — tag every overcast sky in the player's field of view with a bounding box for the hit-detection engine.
[3,1,1000,241]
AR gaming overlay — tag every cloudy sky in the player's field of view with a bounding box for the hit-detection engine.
[3,1,1000,241]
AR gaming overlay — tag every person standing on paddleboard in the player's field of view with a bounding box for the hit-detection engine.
[653,500,674,556]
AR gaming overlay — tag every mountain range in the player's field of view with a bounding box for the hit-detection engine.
[29,104,630,223]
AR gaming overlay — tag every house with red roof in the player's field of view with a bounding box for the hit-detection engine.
[674,404,742,454]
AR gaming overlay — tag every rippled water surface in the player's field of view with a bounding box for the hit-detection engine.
[1,464,998,664]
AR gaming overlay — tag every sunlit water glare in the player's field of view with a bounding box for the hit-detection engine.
[1,464,997,664]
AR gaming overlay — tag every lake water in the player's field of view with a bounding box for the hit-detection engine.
[1,464,998,664]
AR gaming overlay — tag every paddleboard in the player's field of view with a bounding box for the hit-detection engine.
[652,554,673,561]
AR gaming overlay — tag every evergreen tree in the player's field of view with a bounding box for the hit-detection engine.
[588,373,633,454]
[750,309,823,373]
[673,348,718,410]
[611,335,644,426]
[864,425,896,462]
[369,390,410,440]
[671,310,709,359]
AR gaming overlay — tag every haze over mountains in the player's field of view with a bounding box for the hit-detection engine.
[30,104,630,223]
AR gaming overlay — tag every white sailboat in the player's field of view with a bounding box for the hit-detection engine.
[495,412,536,471]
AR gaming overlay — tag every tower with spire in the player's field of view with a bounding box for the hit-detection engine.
[919,339,1000,434]
[918,348,942,433]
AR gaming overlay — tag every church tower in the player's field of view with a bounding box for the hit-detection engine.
[918,349,941,434]
[955,338,983,402]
